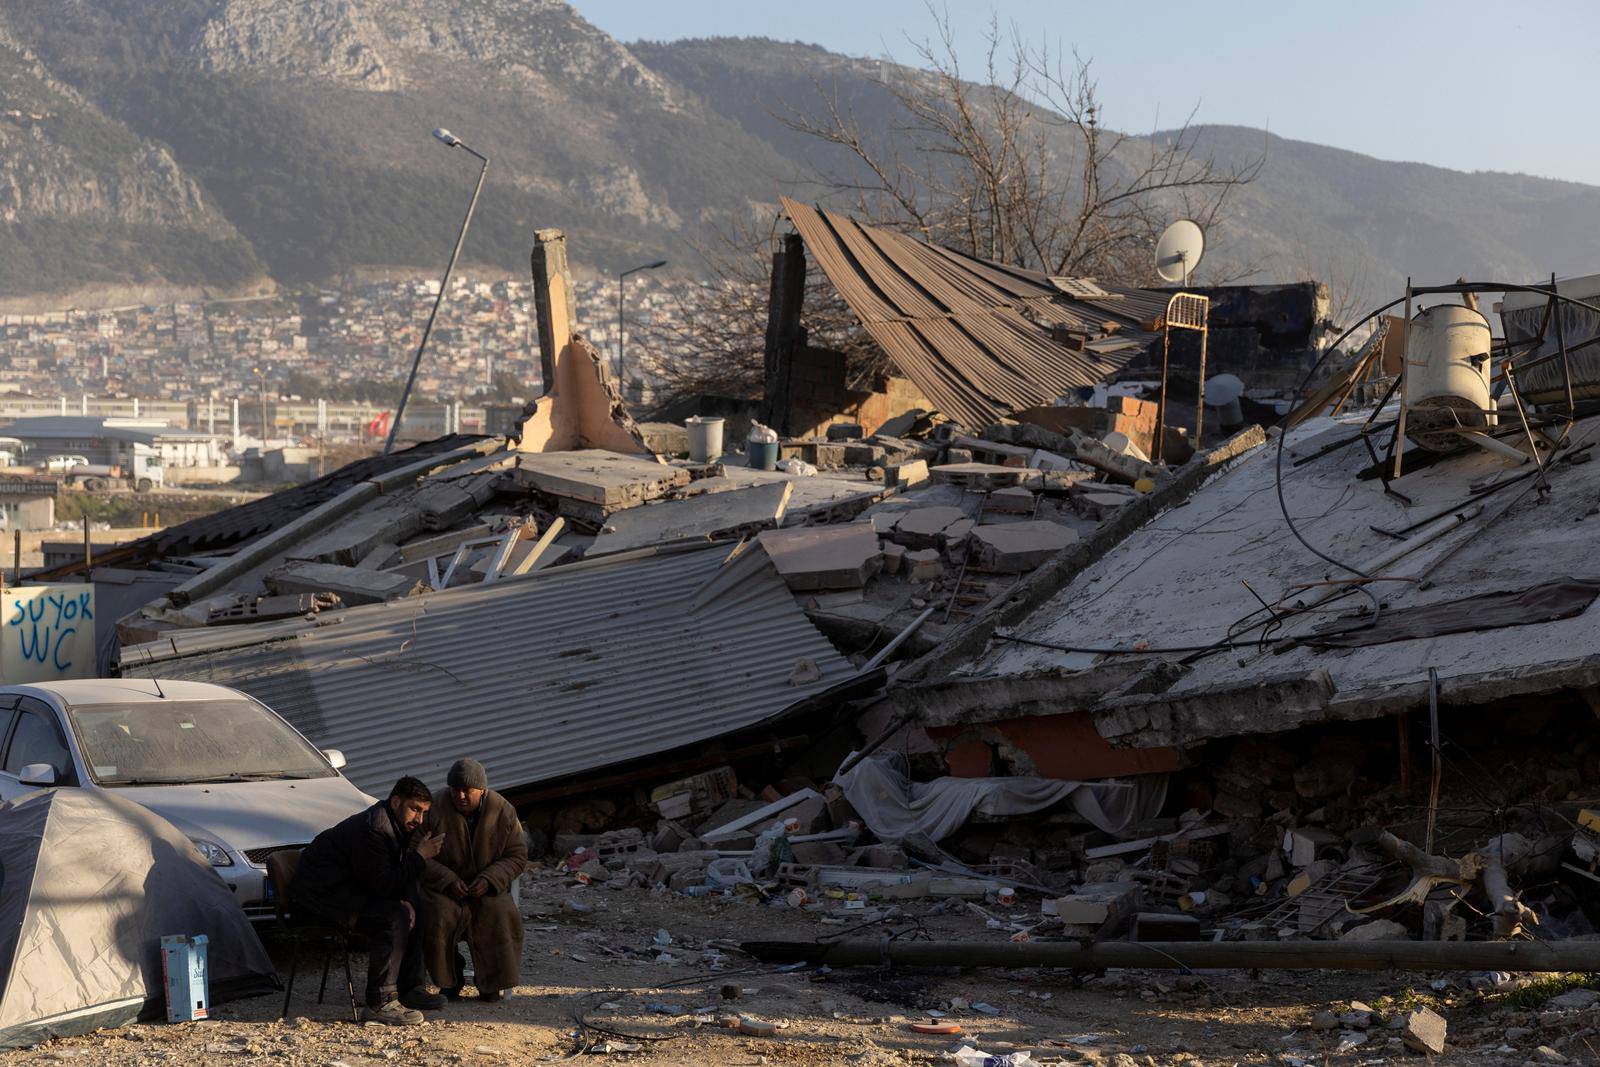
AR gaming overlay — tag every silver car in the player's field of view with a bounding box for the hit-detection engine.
[0,678,376,922]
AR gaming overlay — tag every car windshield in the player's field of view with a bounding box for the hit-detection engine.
[69,699,334,786]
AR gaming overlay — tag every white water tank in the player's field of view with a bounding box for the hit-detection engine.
[1405,304,1495,451]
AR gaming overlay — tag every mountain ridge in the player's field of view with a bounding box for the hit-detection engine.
[0,5,1596,314]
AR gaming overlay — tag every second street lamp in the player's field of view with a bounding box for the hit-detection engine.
[616,258,667,386]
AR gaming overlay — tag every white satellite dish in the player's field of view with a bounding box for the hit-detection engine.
[1204,373,1244,407]
[1155,219,1205,286]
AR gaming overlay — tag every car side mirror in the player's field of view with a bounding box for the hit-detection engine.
[322,749,346,770]
[18,763,56,787]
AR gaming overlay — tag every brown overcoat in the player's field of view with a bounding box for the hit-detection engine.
[419,787,529,994]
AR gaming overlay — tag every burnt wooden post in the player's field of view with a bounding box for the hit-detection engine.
[530,229,578,394]
[762,232,807,434]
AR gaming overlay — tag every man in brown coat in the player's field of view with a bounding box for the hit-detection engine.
[419,758,529,1002]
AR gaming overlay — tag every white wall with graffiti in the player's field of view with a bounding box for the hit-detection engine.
[2,586,94,682]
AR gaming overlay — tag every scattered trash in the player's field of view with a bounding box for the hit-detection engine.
[945,1046,1035,1066]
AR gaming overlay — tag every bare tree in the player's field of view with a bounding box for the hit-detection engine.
[635,214,884,405]
[637,9,1265,404]
[1286,236,1372,331]
[782,10,1264,282]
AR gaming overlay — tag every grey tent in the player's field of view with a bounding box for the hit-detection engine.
[0,788,276,1047]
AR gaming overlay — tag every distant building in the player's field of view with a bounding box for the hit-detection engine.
[0,473,58,531]
[0,416,225,470]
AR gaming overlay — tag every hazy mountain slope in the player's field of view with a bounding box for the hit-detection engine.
[640,37,1600,308]
[2,0,794,283]
[0,14,264,304]
[2,8,1599,311]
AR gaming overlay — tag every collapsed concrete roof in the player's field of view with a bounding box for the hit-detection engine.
[896,410,1600,752]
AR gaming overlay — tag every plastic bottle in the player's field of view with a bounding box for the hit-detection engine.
[750,823,792,874]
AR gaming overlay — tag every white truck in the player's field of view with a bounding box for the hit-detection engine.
[58,445,164,492]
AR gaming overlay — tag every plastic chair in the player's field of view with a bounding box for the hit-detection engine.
[267,849,359,1022]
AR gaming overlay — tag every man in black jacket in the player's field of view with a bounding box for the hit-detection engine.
[290,776,447,1025]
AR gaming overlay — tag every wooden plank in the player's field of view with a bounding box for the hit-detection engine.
[507,517,567,578]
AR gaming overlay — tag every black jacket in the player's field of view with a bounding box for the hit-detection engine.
[290,800,424,923]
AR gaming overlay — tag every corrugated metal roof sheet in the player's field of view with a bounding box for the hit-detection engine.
[782,198,1153,427]
[119,542,857,796]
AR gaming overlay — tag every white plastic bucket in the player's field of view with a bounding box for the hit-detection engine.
[686,416,725,463]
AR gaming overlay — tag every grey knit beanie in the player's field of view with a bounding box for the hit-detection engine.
[447,757,488,790]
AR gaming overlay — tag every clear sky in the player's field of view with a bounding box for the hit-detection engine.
[577,0,1600,186]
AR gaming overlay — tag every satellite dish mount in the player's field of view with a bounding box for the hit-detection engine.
[1155,219,1206,287]
[1151,220,1211,461]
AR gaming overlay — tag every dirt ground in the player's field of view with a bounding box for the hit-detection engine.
[5,866,1593,1067]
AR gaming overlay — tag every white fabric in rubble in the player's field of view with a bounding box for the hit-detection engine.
[834,751,1166,843]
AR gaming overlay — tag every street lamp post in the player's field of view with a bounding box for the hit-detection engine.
[616,258,667,384]
[385,127,489,455]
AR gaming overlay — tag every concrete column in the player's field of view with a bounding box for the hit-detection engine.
[530,228,577,395]
[762,232,808,434]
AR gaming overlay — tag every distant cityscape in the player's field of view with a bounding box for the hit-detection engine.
[0,275,681,443]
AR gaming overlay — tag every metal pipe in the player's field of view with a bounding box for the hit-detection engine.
[741,938,1600,972]
[862,605,937,673]
[386,133,489,455]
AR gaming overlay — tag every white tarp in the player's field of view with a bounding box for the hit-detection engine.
[834,752,1166,844]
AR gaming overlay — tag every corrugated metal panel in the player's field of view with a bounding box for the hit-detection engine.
[121,544,855,796]
[146,436,484,558]
[782,198,1149,427]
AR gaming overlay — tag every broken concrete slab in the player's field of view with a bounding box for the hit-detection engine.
[756,523,883,591]
[1283,827,1339,868]
[512,449,686,510]
[970,521,1078,572]
[903,548,943,582]
[881,541,906,575]
[589,481,793,556]
[986,486,1035,514]
[884,459,928,489]
[891,506,969,548]
[806,589,866,609]
[294,500,425,567]
[399,524,494,564]
[1043,881,1140,927]
[411,474,497,531]
[951,434,1033,468]
[938,518,974,548]
[266,562,426,606]
[1074,491,1133,521]
[931,462,1032,490]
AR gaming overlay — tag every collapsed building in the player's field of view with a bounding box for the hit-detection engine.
[31,207,1600,1007]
